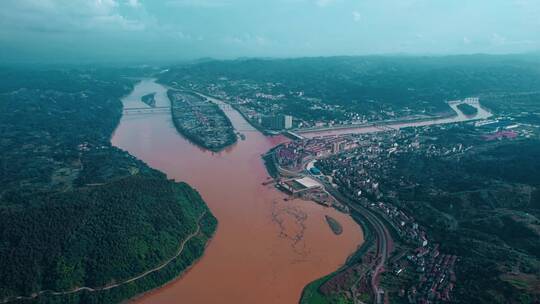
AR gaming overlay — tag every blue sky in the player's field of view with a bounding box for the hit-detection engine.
[1,0,539,63]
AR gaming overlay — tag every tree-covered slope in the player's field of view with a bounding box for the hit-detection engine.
[160,54,540,118]
[0,68,216,303]
[391,138,540,303]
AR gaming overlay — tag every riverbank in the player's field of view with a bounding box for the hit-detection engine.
[0,75,218,304]
[266,98,494,303]
[296,112,456,134]
[229,103,276,136]
[126,212,218,304]
[300,98,492,138]
[169,88,276,136]
[113,79,363,304]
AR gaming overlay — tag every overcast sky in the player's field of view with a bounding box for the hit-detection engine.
[1,0,539,64]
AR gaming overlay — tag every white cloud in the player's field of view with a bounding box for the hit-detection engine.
[126,0,141,8]
[224,34,271,47]
[91,14,146,31]
[165,0,230,8]
[316,0,336,7]
[489,33,536,48]
[490,33,507,45]
[0,0,145,32]
[176,30,192,40]
[352,11,361,22]
[255,35,269,45]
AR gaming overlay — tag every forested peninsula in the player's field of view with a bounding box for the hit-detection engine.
[0,68,216,304]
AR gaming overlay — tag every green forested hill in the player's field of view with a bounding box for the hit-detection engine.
[391,138,540,303]
[160,54,540,120]
[0,69,216,303]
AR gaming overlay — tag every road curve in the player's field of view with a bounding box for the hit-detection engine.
[1,212,207,304]
[322,184,392,304]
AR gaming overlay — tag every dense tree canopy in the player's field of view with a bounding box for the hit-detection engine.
[0,68,216,303]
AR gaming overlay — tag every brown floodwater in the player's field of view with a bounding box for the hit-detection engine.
[111,79,363,304]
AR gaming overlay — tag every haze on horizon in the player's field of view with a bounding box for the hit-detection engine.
[1,0,539,64]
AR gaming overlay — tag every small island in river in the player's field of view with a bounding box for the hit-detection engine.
[0,73,217,304]
[141,92,156,107]
[168,90,237,151]
[325,215,343,235]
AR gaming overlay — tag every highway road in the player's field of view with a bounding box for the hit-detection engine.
[322,182,393,304]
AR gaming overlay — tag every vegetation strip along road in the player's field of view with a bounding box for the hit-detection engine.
[0,212,207,304]
[323,183,392,304]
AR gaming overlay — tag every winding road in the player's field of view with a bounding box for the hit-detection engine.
[1,212,207,304]
[322,185,392,304]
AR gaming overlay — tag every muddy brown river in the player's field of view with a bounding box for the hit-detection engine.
[111,79,364,304]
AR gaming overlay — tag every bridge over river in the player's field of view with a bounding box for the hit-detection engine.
[123,103,235,115]
[112,78,363,304]
[123,106,170,115]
